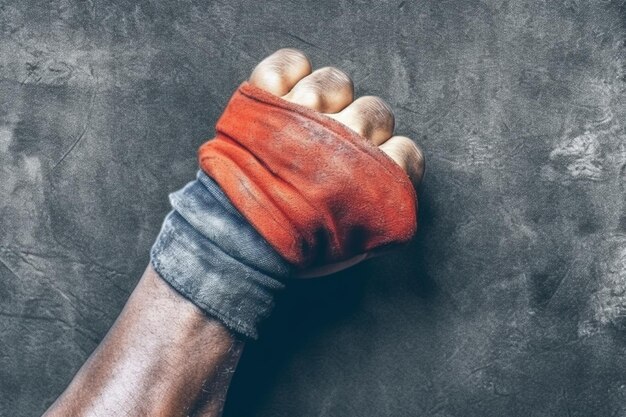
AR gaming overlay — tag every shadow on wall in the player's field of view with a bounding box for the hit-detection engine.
[224,186,437,415]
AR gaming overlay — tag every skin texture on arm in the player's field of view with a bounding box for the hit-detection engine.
[42,48,425,417]
[43,265,243,417]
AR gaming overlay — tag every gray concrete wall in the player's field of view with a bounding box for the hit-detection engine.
[1,1,625,416]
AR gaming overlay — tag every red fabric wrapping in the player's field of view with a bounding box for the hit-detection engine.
[198,81,418,268]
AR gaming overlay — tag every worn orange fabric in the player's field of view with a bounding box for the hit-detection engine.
[198,81,418,269]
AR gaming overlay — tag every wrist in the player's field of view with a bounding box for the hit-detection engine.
[150,171,290,339]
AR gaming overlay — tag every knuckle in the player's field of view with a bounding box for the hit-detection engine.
[319,66,352,85]
[387,136,416,158]
[384,136,425,184]
[312,66,354,95]
[359,96,395,130]
[250,66,291,93]
[400,138,425,172]
[361,96,393,116]
[274,48,307,60]
[291,88,324,109]
[256,69,287,85]
[255,49,310,77]
[271,48,310,70]
[396,136,421,157]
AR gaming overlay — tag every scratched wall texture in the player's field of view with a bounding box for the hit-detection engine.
[1,0,625,416]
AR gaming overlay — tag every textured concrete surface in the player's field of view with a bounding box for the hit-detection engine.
[1,1,625,416]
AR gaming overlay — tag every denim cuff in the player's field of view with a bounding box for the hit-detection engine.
[150,171,293,339]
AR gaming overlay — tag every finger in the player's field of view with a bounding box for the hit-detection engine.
[282,66,354,113]
[328,96,395,145]
[249,48,312,96]
[379,135,426,186]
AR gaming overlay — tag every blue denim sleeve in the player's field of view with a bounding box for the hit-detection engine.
[150,171,293,339]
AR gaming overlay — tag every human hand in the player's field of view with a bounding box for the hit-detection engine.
[203,48,425,278]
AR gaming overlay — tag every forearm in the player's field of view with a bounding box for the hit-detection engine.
[43,265,243,417]
[42,47,424,417]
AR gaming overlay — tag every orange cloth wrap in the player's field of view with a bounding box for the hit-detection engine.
[198,82,418,269]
